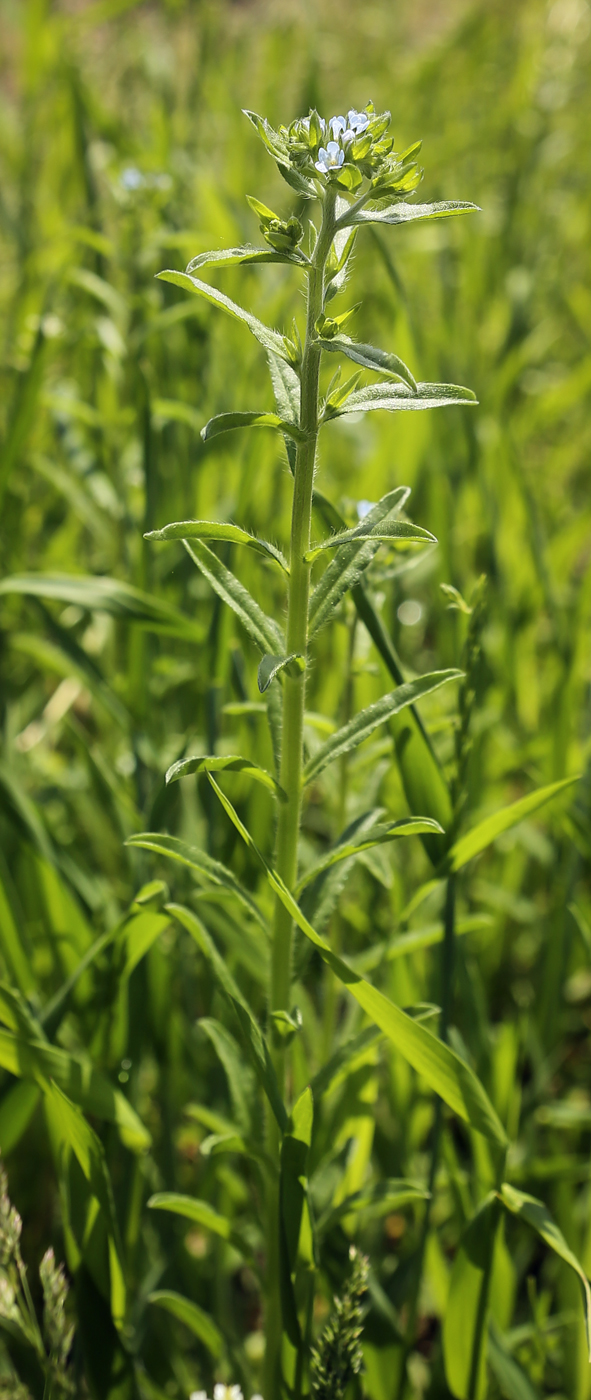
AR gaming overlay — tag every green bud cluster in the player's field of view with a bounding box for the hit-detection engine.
[246,196,304,253]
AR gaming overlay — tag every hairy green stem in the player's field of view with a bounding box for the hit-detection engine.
[264,188,337,1400]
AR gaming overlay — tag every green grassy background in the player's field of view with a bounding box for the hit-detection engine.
[1,1,591,1397]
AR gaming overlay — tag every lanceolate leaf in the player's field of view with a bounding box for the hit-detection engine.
[145,519,289,572]
[443,1194,499,1400]
[166,902,287,1132]
[125,832,269,933]
[317,335,418,391]
[327,380,477,417]
[148,1193,232,1240]
[258,652,305,692]
[303,671,461,785]
[295,817,444,894]
[148,1291,223,1358]
[298,810,388,939]
[308,487,411,636]
[183,539,285,654]
[304,517,435,564]
[165,752,287,800]
[200,411,305,444]
[337,199,480,230]
[444,776,580,873]
[351,578,452,862]
[206,775,507,1148]
[500,1183,591,1359]
[317,1178,429,1236]
[0,573,203,642]
[156,269,294,364]
[185,245,308,271]
[0,1025,150,1152]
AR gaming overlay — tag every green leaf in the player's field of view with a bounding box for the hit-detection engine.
[327,380,477,417]
[0,1025,150,1152]
[338,199,480,229]
[186,245,307,270]
[145,518,289,572]
[309,1026,383,1101]
[308,487,411,636]
[148,1291,223,1357]
[443,1194,499,1400]
[351,578,452,863]
[0,319,46,507]
[125,832,269,933]
[156,269,294,364]
[304,518,436,564]
[500,1183,591,1359]
[280,1086,315,1345]
[295,817,444,894]
[166,902,287,1132]
[258,652,306,692]
[317,335,417,391]
[205,774,507,1148]
[183,539,285,654]
[165,752,287,801]
[297,810,388,944]
[317,1178,429,1237]
[0,572,203,642]
[44,1080,127,1329]
[488,1322,540,1400]
[10,630,130,730]
[198,1017,255,1136]
[0,855,36,996]
[148,1193,232,1240]
[445,777,580,873]
[303,671,461,785]
[0,1080,41,1156]
[200,410,305,444]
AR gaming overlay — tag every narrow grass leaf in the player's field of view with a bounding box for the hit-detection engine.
[126,832,269,933]
[0,573,203,642]
[148,1291,223,1358]
[445,777,580,873]
[317,1179,429,1236]
[206,775,507,1148]
[166,902,286,1131]
[500,1183,591,1359]
[303,671,461,785]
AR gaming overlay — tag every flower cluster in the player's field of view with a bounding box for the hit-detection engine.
[280,103,423,198]
[0,1161,22,1268]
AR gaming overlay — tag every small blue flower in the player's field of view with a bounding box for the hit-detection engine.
[329,115,347,139]
[315,141,345,174]
[120,166,144,191]
[347,109,370,133]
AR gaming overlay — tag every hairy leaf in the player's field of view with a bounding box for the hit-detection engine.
[165,752,287,801]
[183,539,284,653]
[156,269,294,363]
[258,652,305,692]
[206,775,507,1148]
[337,199,480,229]
[303,671,461,785]
[304,517,435,564]
[126,832,268,933]
[186,245,307,271]
[145,519,289,572]
[317,335,417,391]
[327,380,477,417]
[200,410,305,444]
[308,487,411,635]
[295,817,444,893]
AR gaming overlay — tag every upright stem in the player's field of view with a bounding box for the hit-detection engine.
[395,875,456,1400]
[264,188,336,1400]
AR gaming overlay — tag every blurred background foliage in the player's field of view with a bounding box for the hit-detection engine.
[1,0,591,1397]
